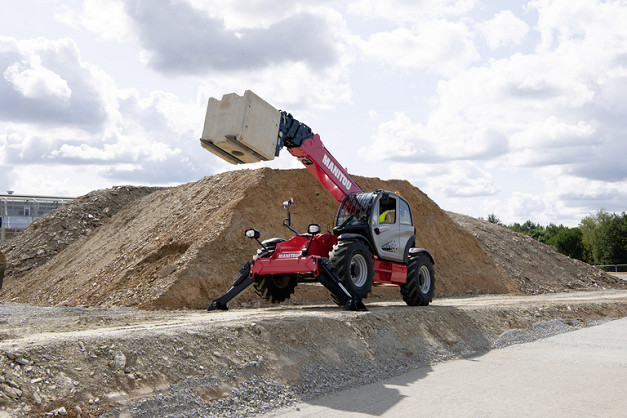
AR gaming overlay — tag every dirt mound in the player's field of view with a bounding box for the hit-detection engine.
[1,186,162,278]
[447,212,626,293]
[0,168,515,309]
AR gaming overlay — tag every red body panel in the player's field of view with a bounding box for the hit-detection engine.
[250,233,407,286]
[250,233,337,277]
[374,257,407,285]
[288,135,363,203]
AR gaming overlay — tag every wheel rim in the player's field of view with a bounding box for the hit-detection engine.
[349,254,368,287]
[418,265,431,294]
[272,276,291,289]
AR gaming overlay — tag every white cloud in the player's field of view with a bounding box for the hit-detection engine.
[362,109,508,164]
[359,0,627,225]
[185,0,321,30]
[360,112,423,161]
[1,0,626,226]
[55,0,133,42]
[479,10,530,49]
[124,0,350,75]
[0,37,108,127]
[347,0,477,22]
[4,59,71,102]
[197,60,352,112]
[362,21,480,75]
[491,192,547,224]
[390,160,497,198]
[0,46,213,193]
[531,0,627,52]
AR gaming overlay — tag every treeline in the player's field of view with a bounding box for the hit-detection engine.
[486,210,627,265]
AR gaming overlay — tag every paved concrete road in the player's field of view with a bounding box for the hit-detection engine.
[266,318,627,417]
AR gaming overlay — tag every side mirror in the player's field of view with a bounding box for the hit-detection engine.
[308,224,321,235]
[245,229,260,239]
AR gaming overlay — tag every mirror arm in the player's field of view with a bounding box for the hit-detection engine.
[302,233,315,256]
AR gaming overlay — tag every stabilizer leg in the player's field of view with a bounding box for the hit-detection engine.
[208,262,253,311]
[318,259,368,311]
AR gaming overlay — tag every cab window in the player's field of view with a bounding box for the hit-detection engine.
[399,199,413,225]
[378,196,396,224]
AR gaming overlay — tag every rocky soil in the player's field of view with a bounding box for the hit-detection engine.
[1,186,162,279]
[447,212,623,293]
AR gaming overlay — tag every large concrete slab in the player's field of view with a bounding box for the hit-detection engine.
[267,316,627,417]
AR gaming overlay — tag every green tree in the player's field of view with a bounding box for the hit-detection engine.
[580,210,627,265]
[547,227,585,261]
[515,220,546,242]
[599,212,627,264]
[487,213,502,225]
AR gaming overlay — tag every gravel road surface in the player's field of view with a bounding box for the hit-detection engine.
[1,291,626,416]
[267,317,627,417]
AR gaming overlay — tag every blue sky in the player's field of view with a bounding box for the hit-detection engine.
[1,0,626,226]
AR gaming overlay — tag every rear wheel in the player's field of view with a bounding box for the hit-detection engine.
[253,241,297,304]
[401,255,435,306]
[329,240,374,305]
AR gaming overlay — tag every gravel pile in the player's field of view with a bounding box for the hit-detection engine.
[1,185,162,278]
[447,212,625,294]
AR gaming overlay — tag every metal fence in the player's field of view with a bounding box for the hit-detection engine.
[596,264,627,273]
[1,194,74,244]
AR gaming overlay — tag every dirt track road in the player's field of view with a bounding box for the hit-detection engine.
[266,316,627,417]
[2,290,626,344]
[1,290,626,417]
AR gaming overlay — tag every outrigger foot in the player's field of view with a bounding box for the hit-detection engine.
[344,299,368,311]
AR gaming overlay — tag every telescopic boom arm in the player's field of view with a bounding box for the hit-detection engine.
[199,90,362,203]
[278,112,362,203]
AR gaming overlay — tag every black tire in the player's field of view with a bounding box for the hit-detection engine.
[329,240,374,305]
[254,274,297,303]
[401,255,435,306]
[253,242,297,304]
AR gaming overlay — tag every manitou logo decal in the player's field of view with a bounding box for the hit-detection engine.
[278,253,300,259]
[322,154,353,190]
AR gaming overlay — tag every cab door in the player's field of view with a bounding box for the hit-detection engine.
[371,193,404,262]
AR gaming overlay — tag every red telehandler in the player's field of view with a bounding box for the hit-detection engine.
[201,91,434,311]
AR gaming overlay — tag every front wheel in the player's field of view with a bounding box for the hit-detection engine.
[254,274,297,303]
[329,240,374,305]
[401,255,435,306]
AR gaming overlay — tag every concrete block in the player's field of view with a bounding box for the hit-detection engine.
[200,90,281,164]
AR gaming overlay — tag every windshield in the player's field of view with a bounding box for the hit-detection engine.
[335,192,376,228]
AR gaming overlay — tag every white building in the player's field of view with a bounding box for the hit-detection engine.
[1,193,74,244]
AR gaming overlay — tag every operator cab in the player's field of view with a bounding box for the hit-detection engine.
[334,190,415,263]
